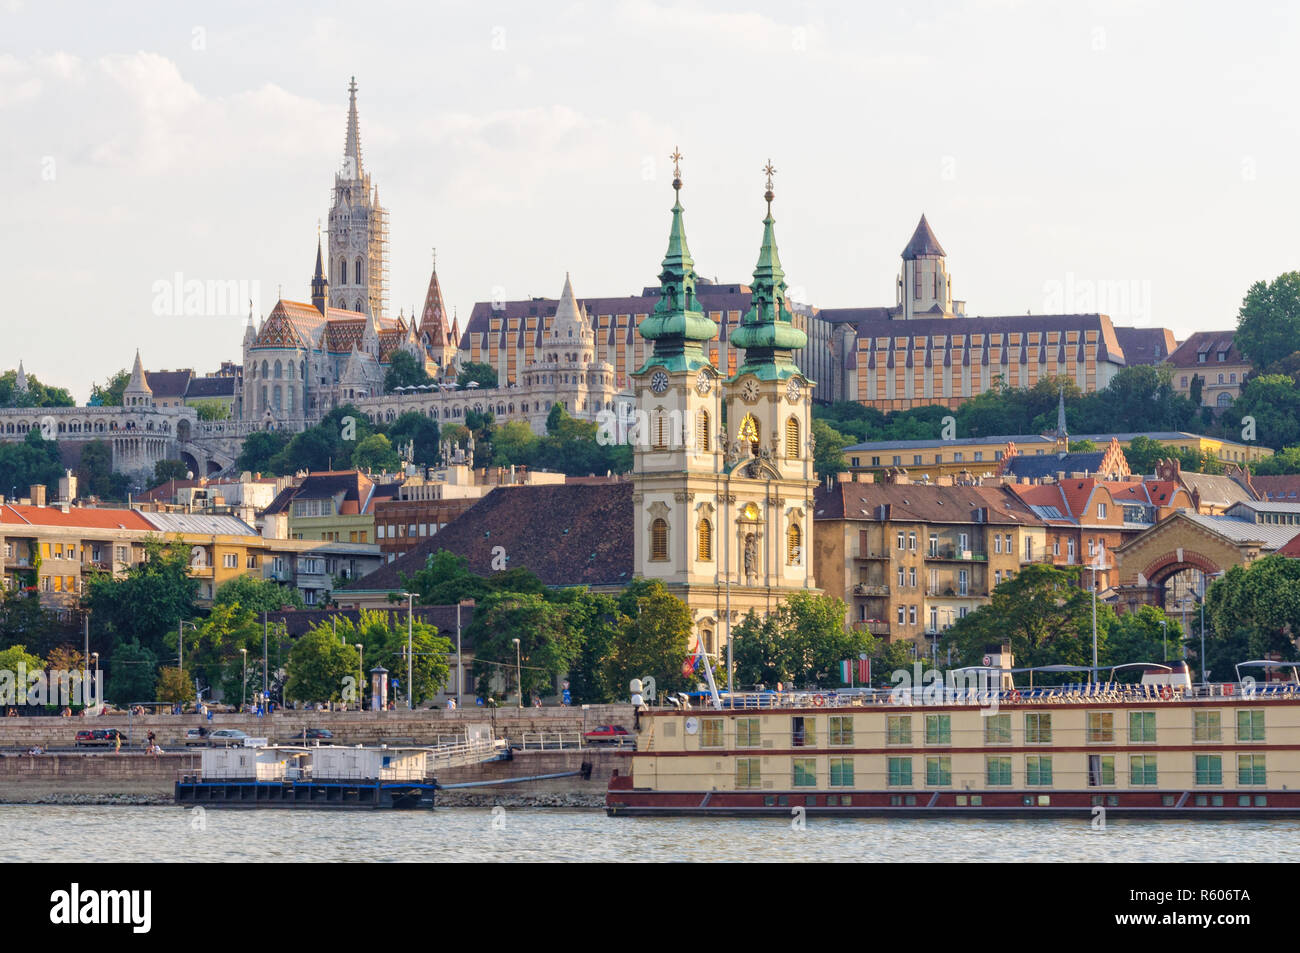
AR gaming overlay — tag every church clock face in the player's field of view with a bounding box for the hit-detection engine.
[786,378,802,402]
[650,371,670,394]
[740,378,759,403]
[695,369,711,395]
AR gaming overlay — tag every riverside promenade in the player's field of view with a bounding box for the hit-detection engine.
[0,706,635,806]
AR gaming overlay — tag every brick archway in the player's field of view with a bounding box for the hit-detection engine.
[1140,549,1224,589]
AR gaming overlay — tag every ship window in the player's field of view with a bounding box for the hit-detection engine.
[1025,712,1052,744]
[736,718,761,747]
[1195,755,1222,785]
[886,715,911,745]
[925,714,951,745]
[1237,710,1265,742]
[735,758,761,789]
[925,756,951,786]
[828,715,854,746]
[1129,710,1157,743]
[985,757,1012,786]
[1026,756,1053,786]
[792,758,817,787]
[1087,711,1114,743]
[831,757,856,787]
[791,717,814,747]
[700,718,724,748]
[1238,754,1266,785]
[983,713,1011,745]
[1129,754,1158,786]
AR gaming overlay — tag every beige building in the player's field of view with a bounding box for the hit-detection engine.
[1165,331,1251,409]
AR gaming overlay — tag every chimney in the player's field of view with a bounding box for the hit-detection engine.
[29,484,46,507]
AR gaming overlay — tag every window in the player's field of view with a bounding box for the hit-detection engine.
[1067,538,1075,562]
[1194,710,1221,742]
[1025,713,1052,744]
[1087,754,1115,786]
[1129,754,1158,786]
[925,714,951,745]
[958,569,968,596]
[736,718,761,747]
[1025,538,1033,561]
[785,416,800,459]
[1237,710,1265,742]
[222,553,237,569]
[653,411,668,450]
[898,568,905,587]
[994,535,1002,554]
[929,534,938,556]
[787,524,802,565]
[925,756,951,786]
[908,532,917,551]
[908,567,916,587]
[897,532,905,551]
[700,719,724,747]
[649,519,669,561]
[791,717,815,747]
[735,758,761,789]
[697,409,711,452]
[1238,754,1266,785]
[958,533,968,552]
[828,716,853,746]
[986,757,1012,786]
[831,757,856,787]
[897,606,906,625]
[886,715,912,745]
[697,518,713,561]
[1026,756,1053,786]
[1129,711,1157,743]
[984,713,1011,745]
[1195,754,1222,785]
[885,757,910,787]
[1097,503,1107,519]
[792,758,817,787]
[1087,711,1114,743]
[908,605,917,625]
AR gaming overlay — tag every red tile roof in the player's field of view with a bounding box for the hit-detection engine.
[0,504,153,530]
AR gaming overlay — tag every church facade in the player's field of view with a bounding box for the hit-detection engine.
[631,161,817,657]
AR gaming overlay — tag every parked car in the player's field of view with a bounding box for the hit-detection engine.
[285,727,334,744]
[207,728,252,747]
[582,725,630,745]
[183,727,210,746]
[74,728,128,747]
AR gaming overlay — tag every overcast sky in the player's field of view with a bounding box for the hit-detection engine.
[4,0,1298,401]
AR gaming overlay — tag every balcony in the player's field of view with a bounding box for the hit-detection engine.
[925,547,987,562]
[853,584,890,597]
[856,550,891,561]
[855,620,891,637]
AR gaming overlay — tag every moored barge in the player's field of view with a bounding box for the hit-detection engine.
[607,660,1300,818]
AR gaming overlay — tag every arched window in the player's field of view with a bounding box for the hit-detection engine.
[650,518,669,561]
[287,361,295,380]
[261,360,268,379]
[356,298,365,313]
[338,259,346,283]
[654,411,668,450]
[1216,392,1232,407]
[787,523,802,565]
[739,414,760,456]
[697,518,713,561]
[274,360,282,379]
[355,258,364,285]
[273,385,282,411]
[786,416,800,459]
[697,409,711,452]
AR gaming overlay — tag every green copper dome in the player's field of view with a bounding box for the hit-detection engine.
[636,163,717,373]
[730,175,807,380]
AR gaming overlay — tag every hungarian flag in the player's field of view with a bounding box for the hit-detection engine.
[840,659,852,682]
[841,659,871,683]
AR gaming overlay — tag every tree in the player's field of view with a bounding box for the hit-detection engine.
[77,440,130,500]
[192,400,229,421]
[385,411,440,468]
[1227,375,1300,450]
[104,639,157,707]
[283,628,361,705]
[941,563,1115,673]
[301,609,450,706]
[352,433,401,472]
[0,370,74,408]
[214,575,303,614]
[155,666,196,704]
[1104,605,1183,675]
[151,459,190,487]
[457,362,498,389]
[551,588,620,704]
[83,538,199,660]
[90,369,130,407]
[731,591,874,688]
[469,592,577,701]
[236,429,291,475]
[166,602,261,701]
[0,644,46,682]
[811,419,849,478]
[492,420,539,467]
[384,351,432,393]
[1189,373,1203,406]
[601,579,693,700]
[1235,272,1300,371]
[1204,556,1300,681]
[0,429,64,496]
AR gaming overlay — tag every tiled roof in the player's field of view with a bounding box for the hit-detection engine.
[1179,471,1256,508]
[139,512,259,536]
[0,504,154,530]
[1003,451,1107,480]
[813,482,1046,526]
[185,376,236,399]
[1165,331,1245,368]
[144,370,193,399]
[347,482,634,591]
[1113,327,1176,366]
[901,214,946,260]
[839,312,1126,366]
[1250,476,1300,502]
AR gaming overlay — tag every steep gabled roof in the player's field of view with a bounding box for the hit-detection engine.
[901,214,946,260]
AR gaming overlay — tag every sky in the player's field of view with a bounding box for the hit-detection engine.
[3,0,1299,402]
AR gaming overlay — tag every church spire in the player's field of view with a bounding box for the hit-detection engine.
[729,160,806,379]
[311,225,329,315]
[14,360,27,395]
[343,76,363,178]
[124,350,153,408]
[636,148,717,371]
[419,248,452,346]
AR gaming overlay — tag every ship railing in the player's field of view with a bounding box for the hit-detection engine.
[516,731,585,751]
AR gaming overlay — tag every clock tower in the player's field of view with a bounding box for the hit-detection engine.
[632,156,817,666]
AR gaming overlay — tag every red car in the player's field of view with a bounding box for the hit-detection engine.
[582,725,630,744]
[74,729,127,747]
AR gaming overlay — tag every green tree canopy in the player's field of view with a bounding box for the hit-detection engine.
[352,433,401,472]
[90,369,130,407]
[283,627,361,705]
[1235,271,1300,371]
[468,592,577,702]
[731,591,874,688]
[456,362,498,389]
[601,579,694,700]
[384,351,433,393]
[214,575,304,615]
[0,370,74,408]
[0,429,64,497]
[83,538,199,660]
[236,429,291,475]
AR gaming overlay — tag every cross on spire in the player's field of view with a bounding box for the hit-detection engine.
[670,147,683,190]
[763,159,777,211]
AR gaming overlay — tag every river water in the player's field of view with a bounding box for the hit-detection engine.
[2,805,1296,862]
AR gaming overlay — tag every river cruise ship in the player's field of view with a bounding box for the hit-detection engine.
[606,661,1300,817]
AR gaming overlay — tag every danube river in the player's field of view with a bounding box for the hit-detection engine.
[3,805,1297,861]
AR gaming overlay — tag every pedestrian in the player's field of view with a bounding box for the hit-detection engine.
[114,733,121,754]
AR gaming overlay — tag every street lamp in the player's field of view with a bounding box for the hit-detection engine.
[90,652,99,706]
[399,592,414,710]
[1196,571,1224,690]
[178,620,198,702]
[239,648,248,710]
[355,644,364,712]
[512,637,522,709]
[1159,620,1168,663]
[456,600,474,708]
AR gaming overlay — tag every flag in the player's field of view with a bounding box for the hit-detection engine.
[840,660,852,683]
[683,637,701,676]
[857,658,871,684]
